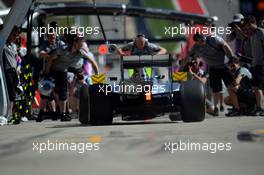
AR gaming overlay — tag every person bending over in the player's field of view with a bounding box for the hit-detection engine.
[36,33,99,122]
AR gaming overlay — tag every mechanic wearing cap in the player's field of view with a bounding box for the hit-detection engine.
[41,33,99,122]
[226,13,247,53]
[117,34,166,79]
[186,33,234,116]
[36,26,65,122]
[2,26,21,124]
[243,16,264,116]
[227,14,254,70]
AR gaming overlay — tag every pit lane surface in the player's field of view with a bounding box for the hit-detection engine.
[0,115,263,175]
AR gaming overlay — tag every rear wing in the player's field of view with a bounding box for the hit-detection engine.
[122,55,172,69]
[120,54,189,82]
[120,55,173,84]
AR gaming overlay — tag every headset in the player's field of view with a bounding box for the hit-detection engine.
[38,78,55,96]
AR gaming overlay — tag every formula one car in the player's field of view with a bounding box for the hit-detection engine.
[0,1,211,122]
[79,54,205,125]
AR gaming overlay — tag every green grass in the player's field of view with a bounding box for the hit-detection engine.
[142,0,180,52]
[142,0,175,9]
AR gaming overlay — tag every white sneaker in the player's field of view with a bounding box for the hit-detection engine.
[0,116,8,126]
[21,116,29,122]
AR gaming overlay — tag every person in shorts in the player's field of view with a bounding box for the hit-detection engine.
[243,16,264,116]
[36,25,65,122]
[186,33,234,116]
[39,32,99,122]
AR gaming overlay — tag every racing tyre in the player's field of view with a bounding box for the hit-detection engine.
[169,112,181,121]
[79,84,114,125]
[79,84,90,124]
[180,80,205,122]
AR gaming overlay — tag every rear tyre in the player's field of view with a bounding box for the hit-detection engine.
[79,84,114,125]
[89,84,114,125]
[169,112,181,121]
[180,80,205,122]
[79,84,90,125]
